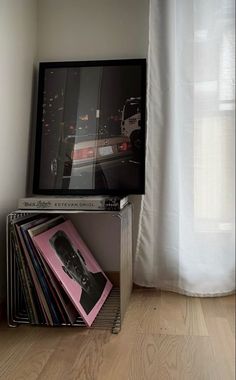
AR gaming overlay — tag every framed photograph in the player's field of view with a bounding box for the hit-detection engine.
[33,59,146,195]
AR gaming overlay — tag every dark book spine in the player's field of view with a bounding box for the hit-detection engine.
[22,229,63,326]
[10,226,36,324]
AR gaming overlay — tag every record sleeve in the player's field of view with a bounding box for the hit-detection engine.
[32,219,113,326]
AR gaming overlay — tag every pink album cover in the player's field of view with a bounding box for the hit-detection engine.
[32,219,113,326]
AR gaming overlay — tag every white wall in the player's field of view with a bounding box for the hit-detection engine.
[38,0,149,61]
[0,0,37,302]
[37,0,149,264]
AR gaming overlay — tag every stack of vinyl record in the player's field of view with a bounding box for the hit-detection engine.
[9,214,113,327]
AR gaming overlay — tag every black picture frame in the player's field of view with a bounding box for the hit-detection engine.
[33,59,146,196]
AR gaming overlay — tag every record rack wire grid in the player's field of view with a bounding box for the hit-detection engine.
[6,204,133,334]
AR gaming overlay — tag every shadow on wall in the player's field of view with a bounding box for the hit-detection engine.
[26,64,38,197]
[0,201,17,313]
[128,194,142,258]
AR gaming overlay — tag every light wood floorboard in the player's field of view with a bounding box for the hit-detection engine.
[0,289,235,380]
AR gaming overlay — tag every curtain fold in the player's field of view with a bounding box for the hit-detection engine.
[134,0,235,296]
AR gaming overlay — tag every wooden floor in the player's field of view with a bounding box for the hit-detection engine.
[0,289,235,380]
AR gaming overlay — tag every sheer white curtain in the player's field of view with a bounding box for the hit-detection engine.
[134,0,235,295]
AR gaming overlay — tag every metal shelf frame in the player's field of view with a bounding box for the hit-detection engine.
[6,204,133,334]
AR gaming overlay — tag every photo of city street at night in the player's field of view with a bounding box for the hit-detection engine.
[33,61,146,194]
